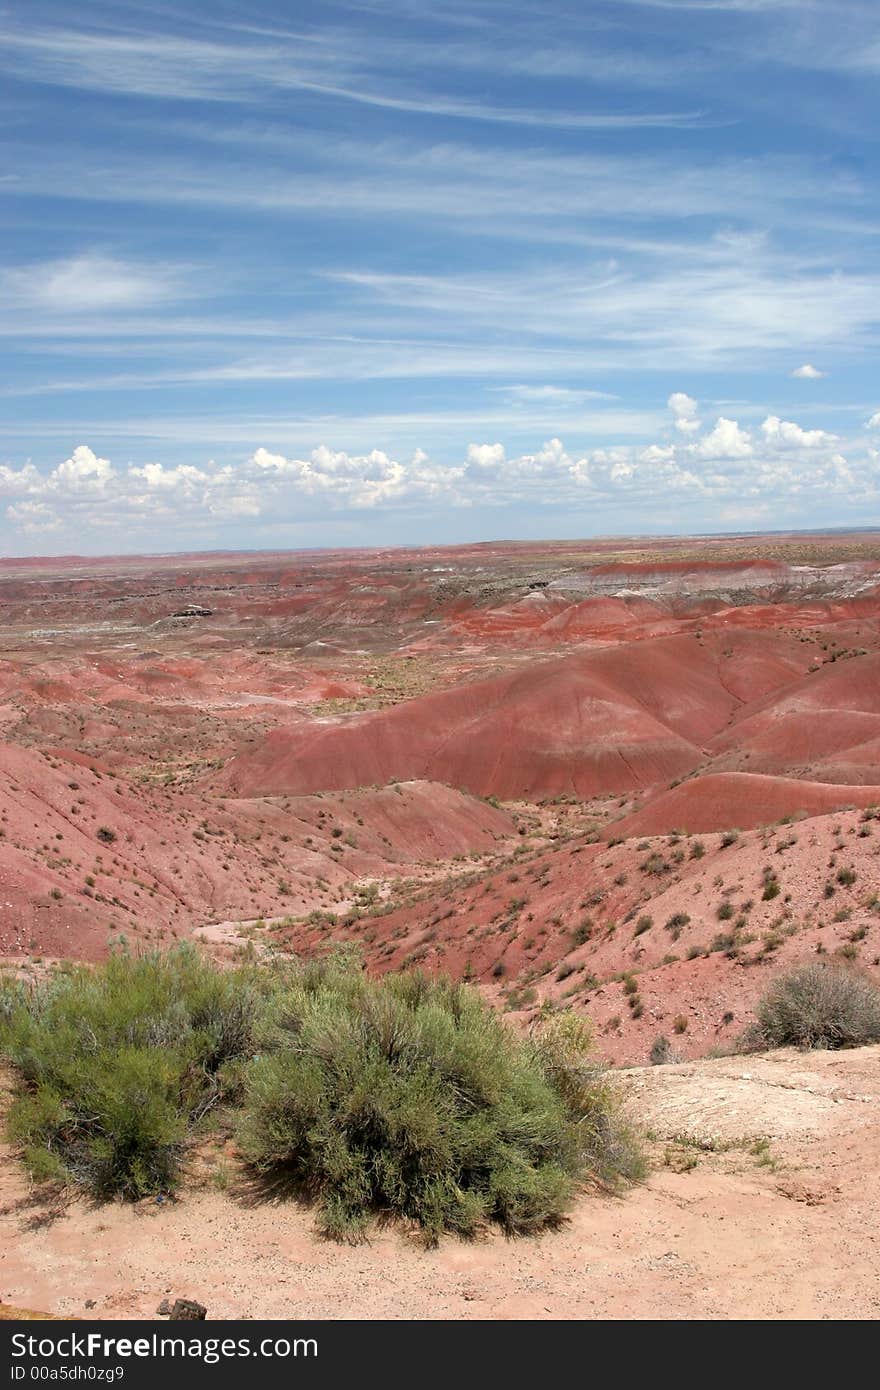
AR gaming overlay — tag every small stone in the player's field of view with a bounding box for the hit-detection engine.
[169,1298,207,1321]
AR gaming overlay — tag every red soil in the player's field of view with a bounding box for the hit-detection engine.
[0,739,512,959]
[611,772,880,837]
[2,535,880,1065]
[277,801,880,1064]
[219,629,814,801]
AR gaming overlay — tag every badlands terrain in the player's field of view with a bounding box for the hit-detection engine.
[2,531,880,1320]
[2,532,880,1063]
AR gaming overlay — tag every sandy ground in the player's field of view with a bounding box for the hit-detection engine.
[1,1044,878,1321]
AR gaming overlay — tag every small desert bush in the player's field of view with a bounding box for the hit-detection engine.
[743,961,880,1052]
[238,957,644,1243]
[649,1035,678,1066]
[0,945,264,1197]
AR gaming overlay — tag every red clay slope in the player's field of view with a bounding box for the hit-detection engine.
[707,651,880,783]
[0,742,512,959]
[278,803,880,1065]
[608,772,880,837]
[219,630,813,801]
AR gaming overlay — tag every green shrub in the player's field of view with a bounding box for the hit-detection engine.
[744,961,880,1051]
[0,945,264,1198]
[1,949,644,1244]
[237,957,643,1244]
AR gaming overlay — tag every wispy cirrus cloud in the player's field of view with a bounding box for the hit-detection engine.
[0,25,706,128]
[1,2,877,551]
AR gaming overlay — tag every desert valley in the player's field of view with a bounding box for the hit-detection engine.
[1,533,880,1319]
[3,534,880,1057]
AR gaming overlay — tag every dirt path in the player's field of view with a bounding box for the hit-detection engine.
[1,1046,878,1321]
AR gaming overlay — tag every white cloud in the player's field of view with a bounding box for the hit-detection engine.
[466,442,506,470]
[0,462,42,495]
[50,445,115,491]
[688,417,752,460]
[668,392,701,433]
[5,500,61,533]
[128,462,210,491]
[866,412,880,430]
[496,384,617,403]
[2,255,185,313]
[790,363,825,379]
[3,407,879,543]
[760,416,836,448]
[0,26,704,130]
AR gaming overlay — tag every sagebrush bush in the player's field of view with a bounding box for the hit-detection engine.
[744,961,880,1051]
[237,956,643,1243]
[0,945,264,1196]
[0,947,643,1243]
[649,1035,678,1065]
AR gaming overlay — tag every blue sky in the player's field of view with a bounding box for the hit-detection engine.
[1,0,879,554]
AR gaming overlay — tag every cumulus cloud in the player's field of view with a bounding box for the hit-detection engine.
[0,462,42,495]
[2,407,878,543]
[760,416,837,448]
[688,417,752,460]
[866,412,880,430]
[668,391,701,434]
[50,444,115,491]
[128,462,210,491]
[466,442,506,470]
[790,363,825,379]
[248,443,462,507]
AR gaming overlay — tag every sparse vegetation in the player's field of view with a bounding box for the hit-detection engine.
[743,961,880,1051]
[649,1035,678,1065]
